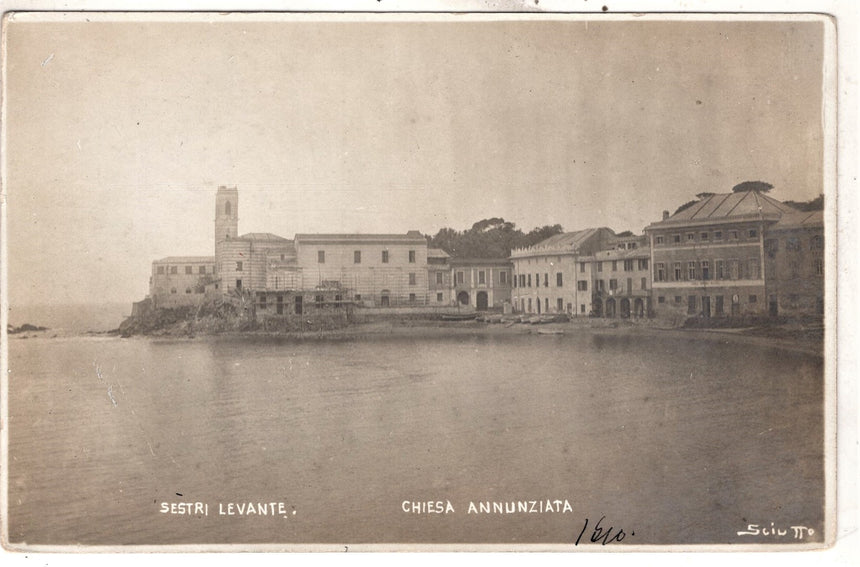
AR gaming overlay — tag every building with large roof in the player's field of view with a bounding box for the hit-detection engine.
[644,189,823,320]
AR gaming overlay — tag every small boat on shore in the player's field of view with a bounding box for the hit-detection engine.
[441,313,478,321]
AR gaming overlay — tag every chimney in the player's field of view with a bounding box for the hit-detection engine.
[662,210,669,220]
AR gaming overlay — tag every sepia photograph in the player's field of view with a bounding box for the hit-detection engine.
[0,4,852,558]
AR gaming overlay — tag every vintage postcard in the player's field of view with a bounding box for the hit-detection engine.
[0,4,851,559]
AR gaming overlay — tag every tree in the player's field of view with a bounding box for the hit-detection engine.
[732,181,773,193]
[783,194,823,212]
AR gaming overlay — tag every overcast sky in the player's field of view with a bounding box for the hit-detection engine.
[4,13,826,306]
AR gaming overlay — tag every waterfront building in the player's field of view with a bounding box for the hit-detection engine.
[510,228,617,316]
[449,257,513,310]
[149,256,216,308]
[588,233,652,319]
[149,186,431,309]
[293,232,429,307]
[645,189,823,320]
[427,248,452,305]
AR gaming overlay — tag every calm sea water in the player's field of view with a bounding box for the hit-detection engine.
[6,331,824,547]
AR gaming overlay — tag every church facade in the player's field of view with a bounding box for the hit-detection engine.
[149,186,434,309]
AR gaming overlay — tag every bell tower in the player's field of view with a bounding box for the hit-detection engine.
[215,185,239,248]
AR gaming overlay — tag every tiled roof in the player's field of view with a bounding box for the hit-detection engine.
[449,257,513,266]
[771,210,824,229]
[650,191,799,228]
[295,233,427,244]
[533,228,604,250]
[154,256,215,263]
[428,248,451,259]
[238,232,290,242]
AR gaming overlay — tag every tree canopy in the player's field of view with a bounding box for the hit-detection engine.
[426,219,564,258]
[732,181,773,193]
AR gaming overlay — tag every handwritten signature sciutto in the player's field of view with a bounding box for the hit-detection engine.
[737,523,815,540]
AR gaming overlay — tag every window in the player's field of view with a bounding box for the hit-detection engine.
[580,262,586,273]
[687,233,695,241]
[748,259,760,280]
[656,235,664,244]
[749,295,757,303]
[729,259,740,280]
[748,229,758,238]
[157,266,165,274]
[354,251,361,264]
[786,237,801,252]
[556,272,563,287]
[236,261,243,272]
[687,295,697,314]
[728,230,738,240]
[224,201,232,216]
[581,304,586,313]
[577,280,588,291]
[624,259,634,271]
[612,260,618,271]
[597,261,603,272]
[437,292,443,302]
[814,258,824,275]
[315,295,324,308]
[236,279,242,290]
[638,259,649,270]
[500,271,508,284]
[382,250,389,263]
[715,260,725,280]
[318,251,325,263]
[409,250,416,263]
[658,296,665,304]
[436,272,443,285]
[409,273,417,286]
[714,231,723,240]
[545,298,549,312]
[687,261,697,280]
[641,277,647,290]
[355,294,362,301]
[170,266,178,274]
[656,262,665,282]
[185,266,193,274]
[543,273,549,287]
[458,271,465,285]
[557,298,564,312]
[409,293,417,303]
[673,262,682,281]
[765,239,779,259]
[597,280,605,292]
[478,271,486,284]
[527,274,532,287]
[811,235,823,249]
[609,279,618,291]
[700,232,709,241]
[536,273,540,287]
[185,287,192,294]
[257,292,267,308]
[701,260,710,280]
[199,266,206,274]
[674,296,682,304]
[673,234,681,243]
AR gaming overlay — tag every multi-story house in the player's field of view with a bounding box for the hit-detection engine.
[645,189,823,320]
[510,228,616,315]
[449,258,513,310]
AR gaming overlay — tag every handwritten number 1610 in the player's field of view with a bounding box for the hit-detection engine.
[575,516,632,546]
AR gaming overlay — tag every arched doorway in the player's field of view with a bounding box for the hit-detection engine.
[634,298,645,318]
[476,291,488,310]
[620,298,631,318]
[592,298,603,317]
[605,298,616,318]
[457,291,470,306]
